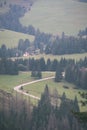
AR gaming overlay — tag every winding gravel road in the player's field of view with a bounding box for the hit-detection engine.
[14,76,54,100]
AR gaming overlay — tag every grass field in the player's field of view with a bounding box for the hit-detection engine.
[17,53,87,62]
[0,71,55,93]
[0,29,34,48]
[0,71,86,111]
[24,78,87,111]
[20,0,87,36]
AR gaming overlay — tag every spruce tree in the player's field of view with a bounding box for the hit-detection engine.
[55,65,62,82]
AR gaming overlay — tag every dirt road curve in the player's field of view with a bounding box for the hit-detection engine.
[14,76,54,100]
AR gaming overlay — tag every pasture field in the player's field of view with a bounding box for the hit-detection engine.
[0,72,32,92]
[20,0,87,36]
[24,79,87,111]
[0,71,86,111]
[17,53,87,62]
[0,71,55,93]
[0,29,34,48]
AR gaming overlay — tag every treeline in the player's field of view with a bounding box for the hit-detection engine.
[34,31,87,55]
[78,27,87,36]
[0,86,86,130]
[17,56,87,72]
[1,32,87,57]
[17,57,70,72]
[65,64,87,89]
[54,57,87,89]
[0,58,18,75]
[0,40,31,58]
[0,44,18,58]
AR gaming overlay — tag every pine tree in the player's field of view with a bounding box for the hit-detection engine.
[55,65,62,82]
[31,85,51,130]
[73,96,80,112]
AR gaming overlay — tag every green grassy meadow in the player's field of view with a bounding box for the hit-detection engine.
[0,29,34,48]
[17,53,87,62]
[0,72,32,92]
[0,71,55,93]
[20,0,87,36]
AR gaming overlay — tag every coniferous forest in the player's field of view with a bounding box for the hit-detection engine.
[0,86,86,130]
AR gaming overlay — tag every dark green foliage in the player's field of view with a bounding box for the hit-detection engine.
[55,65,62,82]
[30,85,52,130]
[0,44,21,58]
[73,112,87,123]
[65,63,87,89]
[43,35,87,55]
[0,90,31,130]
[0,39,30,58]
[26,25,35,35]
[0,58,18,75]
[18,64,27,71]
[30,86,84,130]
[31,70,42,79]
[46,58,51,71]
[73,96,80,112]
[34,30,51,50]
[51,59,58,71]
[39,58,46,71]
[0,86,86,130]
[0,44,7,58]
[72,92,87,128]
[79,92,87,106]
[18,39,30,53]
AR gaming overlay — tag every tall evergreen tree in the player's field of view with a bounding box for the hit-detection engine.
[31,84,51,130]
[55,65,62,82]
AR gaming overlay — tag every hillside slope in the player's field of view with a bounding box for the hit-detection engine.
[20,0,87,35]
[0,29,34,48]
